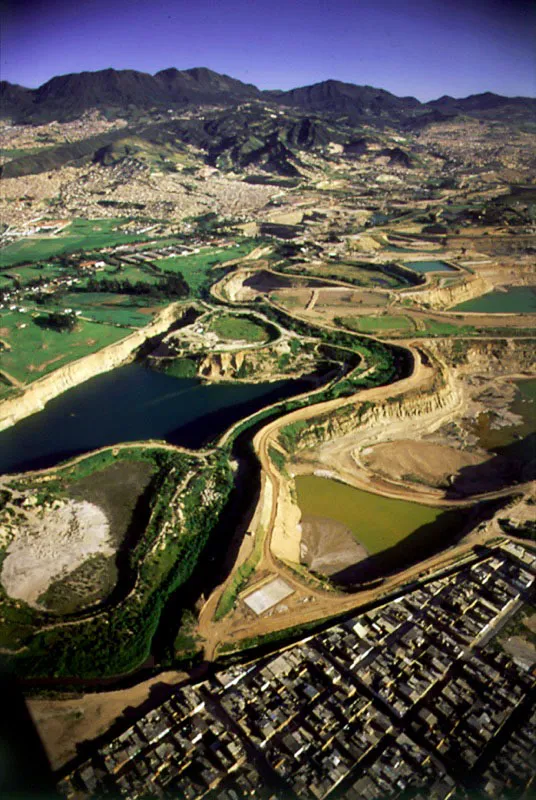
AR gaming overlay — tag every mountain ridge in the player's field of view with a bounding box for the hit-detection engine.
[1,67,534,126]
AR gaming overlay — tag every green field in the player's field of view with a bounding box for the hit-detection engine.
[209,313,269,342]
[0,311,129,383]
[155,241,257,294]
[0,273,13,289]
[418,319,476,336]
[1,262,68,286]
[104,264,163,286]
[61,293,165,327]
[342,315,415,334]
[0,219,152,268]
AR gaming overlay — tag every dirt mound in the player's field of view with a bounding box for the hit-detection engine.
[300,515,368,578]
[1,500,113,607]
[361,440,486,488]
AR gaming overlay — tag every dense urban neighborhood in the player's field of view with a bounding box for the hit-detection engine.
[58,542,536,799]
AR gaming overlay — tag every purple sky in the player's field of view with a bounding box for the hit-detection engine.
[2,0,535,100]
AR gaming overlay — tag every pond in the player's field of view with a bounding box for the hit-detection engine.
[0,363,311,474]
[406,260,457,273]
[453,286,536,313]
[295,475,471,583]
[296,475,457,554]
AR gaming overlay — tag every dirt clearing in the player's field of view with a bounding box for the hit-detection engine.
[0,500,113,607]
[362,440,487,488]
[27,670,188,770]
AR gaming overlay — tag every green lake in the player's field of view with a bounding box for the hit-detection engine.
[295,475,462,556]
[454,286,536,313]
[406,260,456,273]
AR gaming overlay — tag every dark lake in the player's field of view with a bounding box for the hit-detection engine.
[0,363,310,473]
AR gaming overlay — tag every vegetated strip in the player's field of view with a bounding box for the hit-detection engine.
[1,445,234,680]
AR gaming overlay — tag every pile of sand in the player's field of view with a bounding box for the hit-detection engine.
[300,515,368,577]
[1,500,113,607]
[361,439,487,488]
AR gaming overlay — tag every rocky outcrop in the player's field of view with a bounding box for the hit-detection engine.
[198,350,248,380]
[400,274,489,310]
[425,338,536,374]
[197,341,319,382]
[0,302,186,431]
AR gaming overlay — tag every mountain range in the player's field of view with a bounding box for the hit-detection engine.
[1,67,535,126]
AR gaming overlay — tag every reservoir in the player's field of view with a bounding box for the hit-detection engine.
[453,286,536,313]
[0,363,310,474]
[406,260,456,273]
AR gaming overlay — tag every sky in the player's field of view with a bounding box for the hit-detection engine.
[1,0,535,100]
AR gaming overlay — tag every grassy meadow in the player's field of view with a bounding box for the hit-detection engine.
[0,218,150,268]
[0,310,129,384]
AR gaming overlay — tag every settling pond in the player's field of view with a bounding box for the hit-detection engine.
[454,286,536,313]
[469,378,536,487]
[295,475,470,582]
[0,363,311,473]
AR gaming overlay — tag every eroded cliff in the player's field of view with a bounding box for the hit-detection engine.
[400,275,489,310]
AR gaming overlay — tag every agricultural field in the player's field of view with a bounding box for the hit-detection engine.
[0,310,129,384]
[0,218,152,268]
